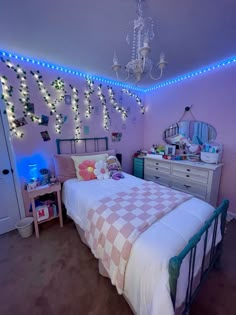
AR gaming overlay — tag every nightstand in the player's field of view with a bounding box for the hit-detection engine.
[27,182,63,238]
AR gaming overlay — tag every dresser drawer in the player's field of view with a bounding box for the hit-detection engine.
[172,164,209,177]
[145,159,171,174]
[144,172,170,187]
[172,179,207,200]
[172,164,209,184]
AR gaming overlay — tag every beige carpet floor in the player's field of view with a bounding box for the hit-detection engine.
[0,217,235,315]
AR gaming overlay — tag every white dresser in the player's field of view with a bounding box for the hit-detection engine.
[144,156,223,206]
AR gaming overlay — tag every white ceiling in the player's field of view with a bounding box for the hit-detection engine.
[1,0,236,87]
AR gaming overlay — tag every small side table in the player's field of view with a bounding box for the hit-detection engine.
[27,182,63,238]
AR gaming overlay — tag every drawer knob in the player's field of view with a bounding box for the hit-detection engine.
[184,184,191,189]
[186,174,190,178]
[155,163,159,165]
[186,168,191,172]
[156,168,159,170]
[155,176,160,179]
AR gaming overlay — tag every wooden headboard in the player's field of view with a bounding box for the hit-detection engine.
[56,137,108,154]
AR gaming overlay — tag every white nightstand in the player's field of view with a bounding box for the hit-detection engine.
[27,182,63,238]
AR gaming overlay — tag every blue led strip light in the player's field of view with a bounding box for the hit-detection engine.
[0,49,235,93]
[0,50,146,93]
[145,56,236,92]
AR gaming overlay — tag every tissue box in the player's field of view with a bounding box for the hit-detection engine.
[200,152,220,164]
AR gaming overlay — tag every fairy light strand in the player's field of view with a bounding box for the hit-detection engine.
[121,88,145,114]
[107,86,128,119]
[69,84,81,137]
[30,70,66,133]
[84,78,95,118]
[97,84,110,130]
[0,75,23,138]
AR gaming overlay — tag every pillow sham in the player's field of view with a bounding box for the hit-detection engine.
[71,154,108,181]
[53,149,115,182]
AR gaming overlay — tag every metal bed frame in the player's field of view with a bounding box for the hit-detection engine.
[56,137,229,314]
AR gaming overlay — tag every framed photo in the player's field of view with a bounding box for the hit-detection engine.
[165,145,176,155]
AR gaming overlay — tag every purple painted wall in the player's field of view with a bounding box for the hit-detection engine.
[144,63,236,214]
[0,60,144,214]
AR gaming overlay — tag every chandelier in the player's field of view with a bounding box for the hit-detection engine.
[112,0,167,83]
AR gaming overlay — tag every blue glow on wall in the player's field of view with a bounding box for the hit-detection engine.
[0,49,235,93]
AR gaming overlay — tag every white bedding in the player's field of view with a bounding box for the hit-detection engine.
[62,173,221,315]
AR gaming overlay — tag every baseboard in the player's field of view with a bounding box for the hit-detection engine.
[227,211,236,222]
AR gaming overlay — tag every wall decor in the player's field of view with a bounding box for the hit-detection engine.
[97,84,110,130]
[39,115,49,126]
[112,132,122,142]
[122,88,145,114]
[14,117,28,127]
[40,130,50,142]
[64,94,71,105]
[83,125,90,135]
[69,84,81,138]
[107,86,128,118]
[84,78,95,118]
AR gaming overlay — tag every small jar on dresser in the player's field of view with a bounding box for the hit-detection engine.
[144,156,223,207]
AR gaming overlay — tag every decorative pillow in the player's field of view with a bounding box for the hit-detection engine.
[71,154,108,181]
[94,160,109,180]
[53,150,115,182]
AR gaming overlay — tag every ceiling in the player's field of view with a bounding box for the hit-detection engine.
[0,0,236,87]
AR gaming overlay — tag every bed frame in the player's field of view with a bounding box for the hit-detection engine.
[56,137,229,315]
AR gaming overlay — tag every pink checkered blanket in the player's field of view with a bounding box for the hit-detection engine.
[84,181,192,294]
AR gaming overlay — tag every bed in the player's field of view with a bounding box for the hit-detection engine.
[55,137,229,315]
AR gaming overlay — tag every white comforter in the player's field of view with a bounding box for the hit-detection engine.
[62,173,221,315]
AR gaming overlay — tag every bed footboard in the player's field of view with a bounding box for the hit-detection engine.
[169,199,229,314]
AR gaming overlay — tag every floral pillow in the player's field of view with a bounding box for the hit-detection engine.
[71,154,108,181]
[94,160,109,180]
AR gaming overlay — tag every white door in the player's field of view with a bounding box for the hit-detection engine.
[0,110,21,234]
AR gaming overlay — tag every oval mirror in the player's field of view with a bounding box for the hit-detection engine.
[163,120,217,145]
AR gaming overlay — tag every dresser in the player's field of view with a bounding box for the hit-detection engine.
[144,156,223,206]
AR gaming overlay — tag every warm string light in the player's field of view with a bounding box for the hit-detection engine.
[97,84,110,130]
[122,88,145,114]
[84,78,95,118]
[1,57,41,123]
[30,70,66,133]
[0,75,23,138]
[107,86,128,119]
[69,84,81,137]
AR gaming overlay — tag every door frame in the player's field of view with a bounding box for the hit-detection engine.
[0,85,25,219]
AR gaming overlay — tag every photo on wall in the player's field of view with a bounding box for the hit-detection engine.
[40,130,51,142]
[25,103,35,113]
[14,117,28,127]
[112,132,122,142]
[64,95,71,105]
[39,115,49,126]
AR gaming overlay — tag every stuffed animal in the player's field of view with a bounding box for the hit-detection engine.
[106,156,124,180]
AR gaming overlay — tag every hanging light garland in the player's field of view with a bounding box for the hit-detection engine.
[1,57,41,123]
[107,86,128,119]
[0,75,23,138]
[30,70,66,133]
[69,84,81,137]
[121,88,145,114]
[84,78,95,118]
[97,84,110,130]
